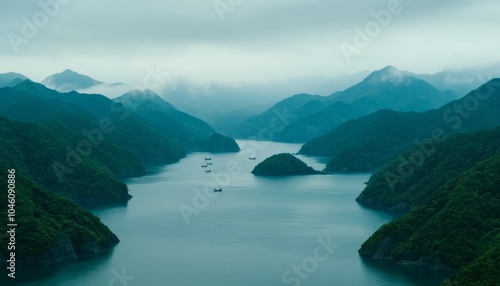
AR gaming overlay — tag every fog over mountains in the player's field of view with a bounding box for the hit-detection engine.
[2,63,500,139]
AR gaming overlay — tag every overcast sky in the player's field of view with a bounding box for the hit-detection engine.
[1,0,499,86]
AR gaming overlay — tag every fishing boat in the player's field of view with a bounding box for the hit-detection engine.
[249,157,256,160]
[214,188,222,192]
[205,170,211,173]
[205,157,212,161]
[201,165,207,168]
[207,162,213,165]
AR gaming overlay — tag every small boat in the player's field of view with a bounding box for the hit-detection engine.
[205,157,212,161]
[207,162,213,165]
[201,165,207,168]
[205,170,211,173]
[214,188,222,192]
[249,157,256,160]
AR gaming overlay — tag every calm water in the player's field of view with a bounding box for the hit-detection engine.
[4,141,451,285]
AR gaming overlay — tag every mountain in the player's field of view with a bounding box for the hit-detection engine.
[357,128,500,285]
[0,116,139,204]
[42,69,103,92]
[205,109,259,136]
[231,66,456,142]
[356,127,500,212]
[114,89,215,149]
[0,72,28,87]
[230,93,336,140]
[0,165,120,267]
[159,73,370,118]
[416,63,500,96]
[198,133,241,153]
[42,69,129,97]
[300,78,500,172]
[251,153,320,176]
[0,80,185,164]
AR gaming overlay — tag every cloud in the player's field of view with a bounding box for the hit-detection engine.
[0,0,499,86]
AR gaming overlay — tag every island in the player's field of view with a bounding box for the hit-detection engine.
[251,153,321,176]
[199,133,241,153]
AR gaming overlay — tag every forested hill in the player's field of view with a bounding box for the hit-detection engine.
[252,153,320,176]
[114,89,216,150]
[0,80,186,164]
[359,153,500,285]
[0,116,138,205]
[0,166,120,267]
[356,127,500,212]
[300,78,500,172]
[198,133,241,153]
[357,127,500,285]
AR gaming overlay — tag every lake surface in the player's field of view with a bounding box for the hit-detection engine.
[5,141,451,285]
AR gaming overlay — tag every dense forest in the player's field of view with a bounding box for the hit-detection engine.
[1,80,187,164]
[356,127,500,211]
[357,127,500,285]
[0,165,119,266]
[0,116,138,204]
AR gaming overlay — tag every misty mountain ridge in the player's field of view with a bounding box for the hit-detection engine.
[300,78,500,172]
[328,65,457,109]
[42,69,103,91]
[42,69,129,97]
[231,66,457,142]
[0,72,29,87]
[415,62,500,96]
[118,89,177,110]
[159,73,370,119]
[5,66,494,142]
[0,80,187,164]
[114,89,215,148]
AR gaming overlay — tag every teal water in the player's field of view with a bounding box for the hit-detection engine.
[4,141,451,285]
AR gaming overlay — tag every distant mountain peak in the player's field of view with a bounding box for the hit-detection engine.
[61,68,77,74]
[122,89,160,99]
[42,69,103,92]
[117,89,176,110]
[366,66,413,84]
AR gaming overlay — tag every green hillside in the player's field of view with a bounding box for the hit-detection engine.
[0,167,119,266]
[357,128,500,285]
[252,153,320,176]
[0,81,185,165]
[301,79,500,172]
[198,133,241,153]
[115,89,215,150]
[232,66,455,142]
[0,117,137,204]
